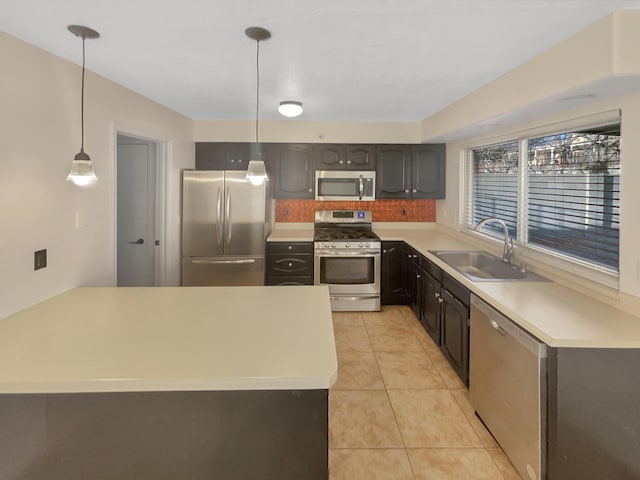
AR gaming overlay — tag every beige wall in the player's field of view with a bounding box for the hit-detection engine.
[0,32,194,319]
[425,10,640,300]
[194,120,421,144]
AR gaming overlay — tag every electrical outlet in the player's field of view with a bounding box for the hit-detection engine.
[401,209,407,215]
[34,249,47,270]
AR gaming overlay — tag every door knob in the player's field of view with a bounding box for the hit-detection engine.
[128,238,144,245]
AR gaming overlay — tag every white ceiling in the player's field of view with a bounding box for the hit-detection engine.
[2,0,640,122]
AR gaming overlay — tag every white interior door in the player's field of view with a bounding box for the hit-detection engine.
[117,137,156,286]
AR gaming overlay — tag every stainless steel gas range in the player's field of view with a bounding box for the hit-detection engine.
[314,210,381,311]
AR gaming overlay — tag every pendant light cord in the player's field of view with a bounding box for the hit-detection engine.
[255,38,260,144]
[80,35,86,152]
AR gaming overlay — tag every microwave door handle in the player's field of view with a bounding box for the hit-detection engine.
[358,175,364,200]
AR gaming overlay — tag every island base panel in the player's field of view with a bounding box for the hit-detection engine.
[0,389,328,480]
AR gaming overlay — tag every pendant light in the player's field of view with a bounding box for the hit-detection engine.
[67,25,99,186]
[245,27,270,186]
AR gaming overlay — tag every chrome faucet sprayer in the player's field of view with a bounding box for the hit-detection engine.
[473,218,515,263]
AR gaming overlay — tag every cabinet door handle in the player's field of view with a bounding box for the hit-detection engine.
[308,188,312,192]
[416,274,421,279]
[288,262,293,267]
[438,297,443,304]
[413,189,417,193]
[435,292,441,298]
[405,189,409,193]
[339,160,344,164]
[288,245,293,250]
[347,160,351,164]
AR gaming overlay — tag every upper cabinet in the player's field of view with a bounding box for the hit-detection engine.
[376,144,446,199]
[266,144,314,199]
[195,143,250,170]
[315,144,376,170]
[376,145,412,199]
[196,142,444,199]
[346,145,376,170]
[412,144,446,199]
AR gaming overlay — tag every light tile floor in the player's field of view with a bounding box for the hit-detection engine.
[329,305,522,480]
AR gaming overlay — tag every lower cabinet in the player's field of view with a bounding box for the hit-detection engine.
[401,246,422,319]
[440,272,471,386]
[265,242,314,286]
[381,242,407,305]
[419,263,442,345]
[380,241,470,386]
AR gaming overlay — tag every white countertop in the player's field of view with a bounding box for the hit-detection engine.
[373,227,640,348]
[0,286,337,394]
[268,223,640,348]
[267,223,314,242]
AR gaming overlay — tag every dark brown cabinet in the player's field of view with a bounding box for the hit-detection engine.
[440,272,470,385]
[315,144,376,170]
[420,258,443,345]
[412,144,446,198]
[376,145,412,198]
[265,242,314,286]
[195,142,250,170]
[266,144,314,199]
[401,245,422,318]
[346,145,376,170]
[376,144,445,199]
[381,242,407,305]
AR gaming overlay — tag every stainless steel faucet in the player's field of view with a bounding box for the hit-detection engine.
[473,218,515,263]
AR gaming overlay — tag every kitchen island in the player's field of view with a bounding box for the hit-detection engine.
[0,286,337,480]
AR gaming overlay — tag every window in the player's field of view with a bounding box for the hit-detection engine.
[465,120,621,277]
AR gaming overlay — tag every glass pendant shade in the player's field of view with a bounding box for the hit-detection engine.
[246,158,268,186]
[67,149,97,186]
[278,101,303,118]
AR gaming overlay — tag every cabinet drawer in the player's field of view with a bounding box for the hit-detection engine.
[266,255,313,276]
[266,276,314,286]
[423,257,442,281]
[267,242,313,254]
[442,272,470,307]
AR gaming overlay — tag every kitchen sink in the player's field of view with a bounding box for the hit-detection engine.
[429,250,548,282]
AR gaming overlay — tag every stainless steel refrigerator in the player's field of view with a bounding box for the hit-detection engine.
[181,170,271,286]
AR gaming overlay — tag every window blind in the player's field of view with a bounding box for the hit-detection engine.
[527,126,620,271]
[468,141,519,238]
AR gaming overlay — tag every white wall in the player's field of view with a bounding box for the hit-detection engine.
[0,32,194,320]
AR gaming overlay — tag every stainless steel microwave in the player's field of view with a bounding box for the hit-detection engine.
[315,170,376,201]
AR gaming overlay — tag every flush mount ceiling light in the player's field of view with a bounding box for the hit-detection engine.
[278,101,303,118]
[245,26,270,186]
[67,25,99,186]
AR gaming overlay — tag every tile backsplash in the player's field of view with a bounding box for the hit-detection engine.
[275,199,436,222]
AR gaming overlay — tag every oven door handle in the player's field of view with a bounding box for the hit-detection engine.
[315,250,380,257]
[330,295,380,301]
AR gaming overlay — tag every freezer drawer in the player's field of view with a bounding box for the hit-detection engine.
[181,256,265,286]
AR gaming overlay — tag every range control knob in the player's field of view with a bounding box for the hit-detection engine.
[365,242,370,248]
[332,243,336,248]
[325,242,330,248]
[345,243,350,248]
[359,243,364,248]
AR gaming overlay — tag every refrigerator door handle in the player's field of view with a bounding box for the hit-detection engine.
[216,187,223,246]
[191,259,256,265]
[225,186,232,244]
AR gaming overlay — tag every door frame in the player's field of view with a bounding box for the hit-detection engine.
[113,126,168,286]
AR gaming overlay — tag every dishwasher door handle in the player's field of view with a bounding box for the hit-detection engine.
[490,320,507,336]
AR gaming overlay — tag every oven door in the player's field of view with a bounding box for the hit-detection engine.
[314,249,381,311]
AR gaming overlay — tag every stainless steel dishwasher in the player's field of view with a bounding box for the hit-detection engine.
[469,294,547,480]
